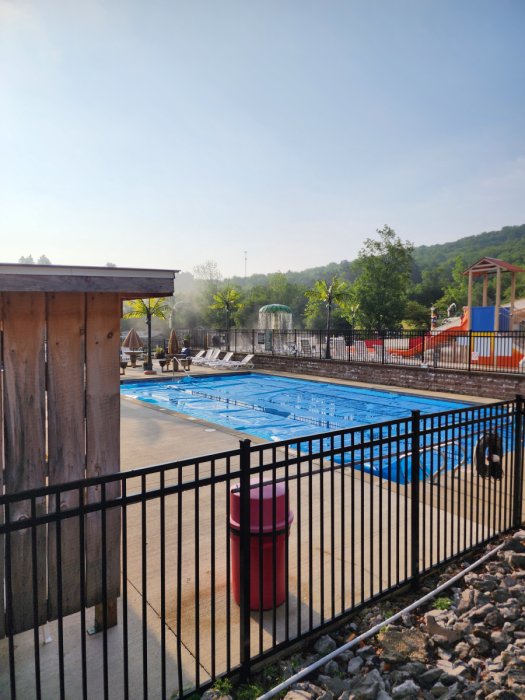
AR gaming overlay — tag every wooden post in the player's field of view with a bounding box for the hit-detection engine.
[495,267,501,332]
[467,271,473,331]
[0,295,4,639]
[85,293,121,628]
[47,293,86,619]
[2,292,47,633]
[482,274,488,306]
[511,272,517,328]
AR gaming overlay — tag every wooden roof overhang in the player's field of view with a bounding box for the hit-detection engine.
[462,257,525,277]
[462,257,525,331]
[0,263,178,299]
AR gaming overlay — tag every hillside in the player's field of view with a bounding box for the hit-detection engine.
[228,224,525,289]
[412,224,525,270]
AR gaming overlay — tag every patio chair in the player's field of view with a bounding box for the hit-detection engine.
[192,349,215,365]
[224,354,254,369]
[207,351,234,367]
[300,339,314,356]
[202,349,228,367]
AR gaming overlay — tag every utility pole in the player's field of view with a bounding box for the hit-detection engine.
[244,250,248,278]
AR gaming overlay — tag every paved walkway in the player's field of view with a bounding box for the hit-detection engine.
[1,360,501,699]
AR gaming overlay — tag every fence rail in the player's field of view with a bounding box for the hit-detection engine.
[1,399,524,698]
[176,327,525,374]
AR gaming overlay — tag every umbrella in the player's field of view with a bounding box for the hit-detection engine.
[168,329,179,355]
[122,328,143,351]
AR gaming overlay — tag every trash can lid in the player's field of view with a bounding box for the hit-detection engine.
[230,480,293,533]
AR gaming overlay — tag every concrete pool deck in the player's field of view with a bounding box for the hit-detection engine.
[1,361,502,699]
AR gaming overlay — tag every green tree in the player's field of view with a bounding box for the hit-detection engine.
[210,286,242,349]
[339,299,361,329]
[403,300,431,328]
[305,276,350,358]
[123,298,171,370]
[435,256,470,313]
[353,225,414,330]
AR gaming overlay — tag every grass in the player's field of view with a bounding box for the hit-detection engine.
[433,596,453,611]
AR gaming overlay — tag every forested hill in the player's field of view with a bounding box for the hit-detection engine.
[412,224,525,270]
[229,224,525,289]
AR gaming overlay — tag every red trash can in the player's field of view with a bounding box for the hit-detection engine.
[230,480,294,610]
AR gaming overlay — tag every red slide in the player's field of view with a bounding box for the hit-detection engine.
[391,312,469,357]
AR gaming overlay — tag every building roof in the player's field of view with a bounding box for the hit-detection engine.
[462,257,525,276]
[0,263,178,298]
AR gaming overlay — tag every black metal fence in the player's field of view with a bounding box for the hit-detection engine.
[1,398,524,698]
[178,328,525,374]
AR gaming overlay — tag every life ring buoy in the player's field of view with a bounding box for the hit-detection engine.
[474,432,503,480]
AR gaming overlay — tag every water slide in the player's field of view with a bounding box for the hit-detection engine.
[390,312,469,357]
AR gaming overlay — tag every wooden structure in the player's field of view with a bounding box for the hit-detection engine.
[0,263,175,637]
[463,257,525,331]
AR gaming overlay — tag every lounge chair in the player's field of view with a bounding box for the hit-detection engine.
[192,349,216,365]
[206,351,234,367]
[300,339,314,356]
[223,354,254,369]
[202,349,228,367]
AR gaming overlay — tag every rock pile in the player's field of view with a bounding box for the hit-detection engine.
[279,530,525,699]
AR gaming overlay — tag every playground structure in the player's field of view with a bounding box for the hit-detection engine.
[390,257,525,369]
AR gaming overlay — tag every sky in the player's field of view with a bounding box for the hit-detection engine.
[1,0,524,279]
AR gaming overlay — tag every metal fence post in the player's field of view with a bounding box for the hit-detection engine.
[239,438,252,681]
[381,329,385,365]
[410,410,421,590]
[513,395,524,528]
[468,331,472,372]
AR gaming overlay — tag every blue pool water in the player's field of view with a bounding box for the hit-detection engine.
[119,373,499,484]
[121,373,470,443]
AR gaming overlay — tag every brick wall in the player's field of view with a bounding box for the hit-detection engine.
[251,354,525,400]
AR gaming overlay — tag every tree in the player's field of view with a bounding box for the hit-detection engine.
[305,276,350,358]
[435,256,471,313]
[339,299,361,329]
[123,298,171,370]
[353,226,414,330]
[403,300,431,328]
[210,287,242,350]
[193,260,223,284]
[18,254,52,264]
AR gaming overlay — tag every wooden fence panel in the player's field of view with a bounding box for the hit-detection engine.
[2,292,47,633]
[85,293,121,606]
[47,293,86,619]
[0,295,4,639]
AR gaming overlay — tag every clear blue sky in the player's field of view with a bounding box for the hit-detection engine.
[1,0,524,278]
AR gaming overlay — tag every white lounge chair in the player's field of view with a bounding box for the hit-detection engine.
[224,354,254,369]
[201,349,226,367]
[206,351,234,367]
[192,349,215,365]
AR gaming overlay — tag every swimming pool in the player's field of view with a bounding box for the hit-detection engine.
[120,373,495,483]
[121,372,470,442]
